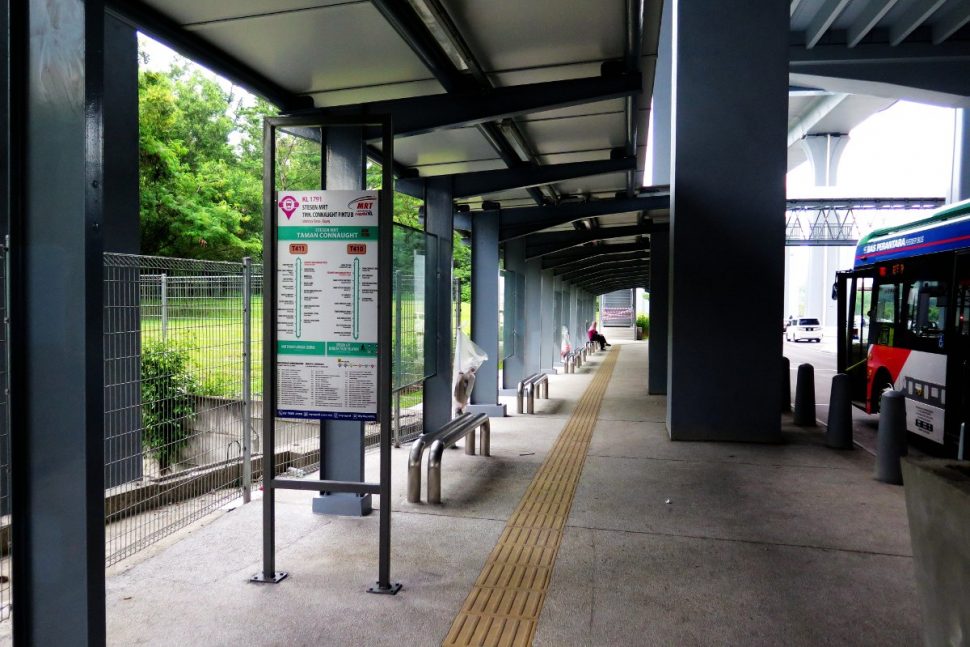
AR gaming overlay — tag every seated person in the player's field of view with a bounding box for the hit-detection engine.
[587,321,609,350]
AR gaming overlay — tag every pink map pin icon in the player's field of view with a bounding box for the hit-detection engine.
[278,195,299,219]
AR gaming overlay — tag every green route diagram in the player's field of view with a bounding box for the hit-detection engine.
[353,257,360,340]
[295,257,303,338]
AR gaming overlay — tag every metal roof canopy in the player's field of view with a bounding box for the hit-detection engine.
[107,0,970,286]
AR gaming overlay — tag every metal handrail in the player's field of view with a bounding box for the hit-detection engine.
[407,413,488,503]
[428,414,490,504]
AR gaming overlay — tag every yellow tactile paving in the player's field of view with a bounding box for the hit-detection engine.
[442,347,620,647]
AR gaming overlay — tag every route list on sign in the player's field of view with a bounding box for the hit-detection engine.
[275,190,379,420]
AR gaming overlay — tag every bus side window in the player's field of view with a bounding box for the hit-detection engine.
[906,280,946,338]
[874,283,899,346]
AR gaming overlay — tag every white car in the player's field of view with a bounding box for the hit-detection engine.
[786,317,823,342]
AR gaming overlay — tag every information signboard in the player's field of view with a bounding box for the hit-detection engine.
[275,190,379,420]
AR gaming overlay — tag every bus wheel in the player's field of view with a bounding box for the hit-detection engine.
[871,369,892,413]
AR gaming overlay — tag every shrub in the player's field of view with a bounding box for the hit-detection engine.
[636,314,650,337]
[141,340,199,473]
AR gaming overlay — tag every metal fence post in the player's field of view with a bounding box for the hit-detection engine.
[242,257,253,503]
[160,273,168,342]
[394,271,402,448]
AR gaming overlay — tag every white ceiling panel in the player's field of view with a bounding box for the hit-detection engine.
[141,1,362,26]
[389,126,498,169]
[186,3,433,96]
[522,112,627,155]
[553,171,628,197]
[443,0,625,73]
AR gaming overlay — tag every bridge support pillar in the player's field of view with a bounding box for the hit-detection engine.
[801,133,849,187]
[668,0,787,442]
[951,108,970,202]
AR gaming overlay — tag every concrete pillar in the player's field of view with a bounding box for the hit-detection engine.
[423,177,454,433]
[668,0,787,441]
[11,0,108,642]
[806,246,826,320]
[468,210,506,416]
[951,108,970,202]
[314,125,371,516]
[648,229,669,394]
[801,134,849,187]
[540,269,556,372]
[524,259,542,375]
[503,238,527,388]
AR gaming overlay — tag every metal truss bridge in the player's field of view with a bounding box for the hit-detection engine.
[785,197,945,246]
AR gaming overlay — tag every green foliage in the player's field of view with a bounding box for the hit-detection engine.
[140,340,199,472]
[636,314,650,337]
[139,61,266,261]
[453,232,471,302]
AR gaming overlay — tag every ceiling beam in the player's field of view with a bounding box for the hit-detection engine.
[498,194,669,241]
[577,274,650,293]
[105,1,313,112]
[806,0,853,49]
[545,250,650,274]
[400,158,635,200]
[790,38,970,65]
[321,73,641,140]
[847,0,900,47]
[525,224,656,259]
[542,243,649,270]
[889,0,947,46]
[559,259,649,282]
[932,3,970,45]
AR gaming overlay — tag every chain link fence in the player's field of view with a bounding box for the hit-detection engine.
[102,226,432,565]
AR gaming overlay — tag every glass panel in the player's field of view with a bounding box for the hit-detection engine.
[501,269,516,360]
[391,224,429,391]
[906,280,946,338]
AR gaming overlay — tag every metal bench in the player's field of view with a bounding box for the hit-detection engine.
[516,373,549,414]
[428,413,490,504]
[407,413,490,504]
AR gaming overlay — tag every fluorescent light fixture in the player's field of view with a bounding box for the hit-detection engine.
[407,0,469,71]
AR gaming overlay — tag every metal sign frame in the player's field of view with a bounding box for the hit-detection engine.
[254,113,399,594]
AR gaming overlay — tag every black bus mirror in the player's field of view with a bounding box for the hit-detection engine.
[831,282,838,300]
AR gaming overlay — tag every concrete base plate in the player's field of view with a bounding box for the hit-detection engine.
[312,493,372,516]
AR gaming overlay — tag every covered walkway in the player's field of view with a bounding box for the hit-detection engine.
[97,340,918,646]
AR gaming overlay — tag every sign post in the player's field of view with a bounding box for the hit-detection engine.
[254,115,399,594]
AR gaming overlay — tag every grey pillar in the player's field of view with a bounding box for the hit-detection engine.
[649,229,669,394]
[540,269,556,372]
[648,2,671,395]
[11,0,107,643]
[667,0,787,441]
[314,125,371,516]
[524,259,542,375]
[103,13,143,489]
[423,177,454,432]
[502,238,526,389]
[951,109,970,202]
[468,210,506,416]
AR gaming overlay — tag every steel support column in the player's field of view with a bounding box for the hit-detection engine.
[540,269,556,373]
[423,176,454,433]
[649,229,669,394]
[668,0,787,441]
[314,125,371,516]
[523,259,543,376]
[502,238,527,389]
[11,1,107,643]
[468,209,506,416]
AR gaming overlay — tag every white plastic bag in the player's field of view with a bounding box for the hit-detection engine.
[560,326,572,360]
[453,329,488,416]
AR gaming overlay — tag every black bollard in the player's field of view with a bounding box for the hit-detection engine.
[875,390,907,484]
[781,357,791,413]
[793,363,816,426]
[825,373,853,449]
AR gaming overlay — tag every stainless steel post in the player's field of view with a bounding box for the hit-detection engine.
[160,273,168,342]
[242,257,253,503]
